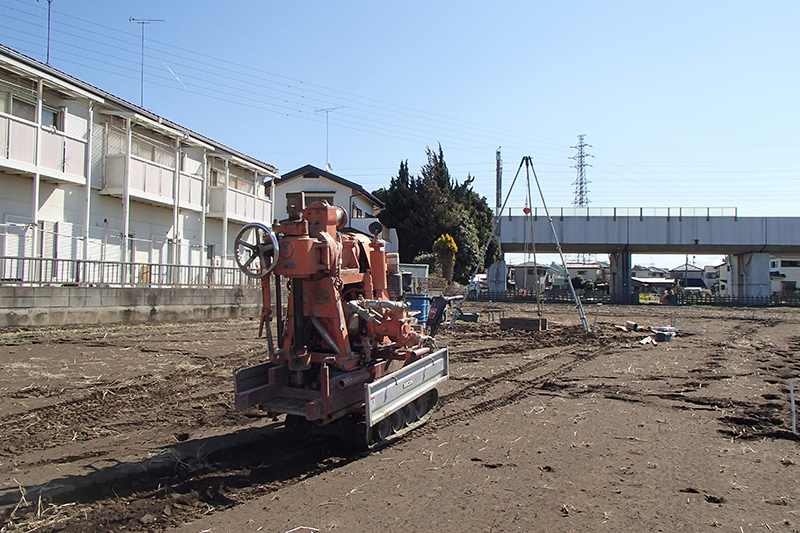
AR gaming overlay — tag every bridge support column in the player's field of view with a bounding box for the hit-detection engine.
[609,250,632,304]
[729,253,770,301]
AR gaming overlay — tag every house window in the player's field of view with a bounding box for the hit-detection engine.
[305,195,334,205]
[210,169,222,187]
[41,106,62,131]
[11,97,35,122]
[780,260,800,268]
[352,205,363,219]
[771,260,777,268]
[131,134,175,167]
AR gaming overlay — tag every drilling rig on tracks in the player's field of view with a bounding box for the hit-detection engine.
[232,193,448,449]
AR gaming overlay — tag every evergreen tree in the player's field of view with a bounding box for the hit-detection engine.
[374,145,502,284]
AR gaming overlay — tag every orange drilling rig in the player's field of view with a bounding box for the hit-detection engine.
[232,193,448,448]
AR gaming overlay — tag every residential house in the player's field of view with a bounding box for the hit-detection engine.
[669,263,707,289]
[270,164,398,252]
[509,261,555,293]
[631,265,669,278]
[769,256,800,293]
[716,259,731,296]
[703,263,723,293]
[565,262,602,284]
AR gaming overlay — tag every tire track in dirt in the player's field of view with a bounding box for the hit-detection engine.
[418,345,613,439]
[2,335,615,532]
[0,343,268,454]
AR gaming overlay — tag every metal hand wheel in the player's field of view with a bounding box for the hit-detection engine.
[234,223,279,278]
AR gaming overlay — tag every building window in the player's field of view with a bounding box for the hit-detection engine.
[11,97,35,122]
[41,106,62,131]
[781,260,800,268]
[352,205,363,219]
[131,134,175,167]
[210,169,222,187]
[305,195,334,205]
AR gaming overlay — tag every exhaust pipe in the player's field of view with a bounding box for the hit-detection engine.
[336,369,371,389]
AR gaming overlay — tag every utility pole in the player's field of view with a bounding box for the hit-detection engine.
[315,107,343,171]
[569,134,593,208]
[129,18,164,108]
[495,147,502,235]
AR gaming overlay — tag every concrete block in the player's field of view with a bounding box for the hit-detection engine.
[32,286,53,302]
[99,288,117,306]
[13,297,34,308]
[39,288,69,307]
[0,294,14,309]
[500,317,548,332]
[14,287,36,298]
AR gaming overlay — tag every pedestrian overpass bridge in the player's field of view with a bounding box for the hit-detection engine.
[495,207,800,303]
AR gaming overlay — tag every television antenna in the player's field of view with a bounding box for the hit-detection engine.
[129,17,164,108]
[36,0,54,65]
[316,106,343,170]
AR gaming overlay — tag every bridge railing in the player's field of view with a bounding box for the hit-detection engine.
[503,207,738,219]
[467,288,800,308]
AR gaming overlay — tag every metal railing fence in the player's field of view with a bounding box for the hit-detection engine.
[0,255,258,288]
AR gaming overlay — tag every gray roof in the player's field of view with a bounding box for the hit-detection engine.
[0,44,278,175]
[273,165,384,208]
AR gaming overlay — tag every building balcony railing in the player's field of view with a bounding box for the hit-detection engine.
[103,154,175,206]
[178,171,204,212]
[207,187,270,224]
[0,112,87,185]
[0,255,258,289]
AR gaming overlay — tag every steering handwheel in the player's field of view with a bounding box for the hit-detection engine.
[234,223,279,278]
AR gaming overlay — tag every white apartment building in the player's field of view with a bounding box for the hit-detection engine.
[0,45,278,284]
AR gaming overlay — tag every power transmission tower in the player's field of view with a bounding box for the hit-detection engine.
[569,134,594,263]
[569,134,593,208]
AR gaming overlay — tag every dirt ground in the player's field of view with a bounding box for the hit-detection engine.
[1,302,799,532]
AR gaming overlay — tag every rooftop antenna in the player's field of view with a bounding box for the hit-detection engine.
[129,17,164,108]
[316,106,343,170]
[36,0,54,65]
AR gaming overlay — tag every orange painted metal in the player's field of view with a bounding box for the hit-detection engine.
[243,200,431,422]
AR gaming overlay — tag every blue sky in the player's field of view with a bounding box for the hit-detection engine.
[2,0,797,268]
